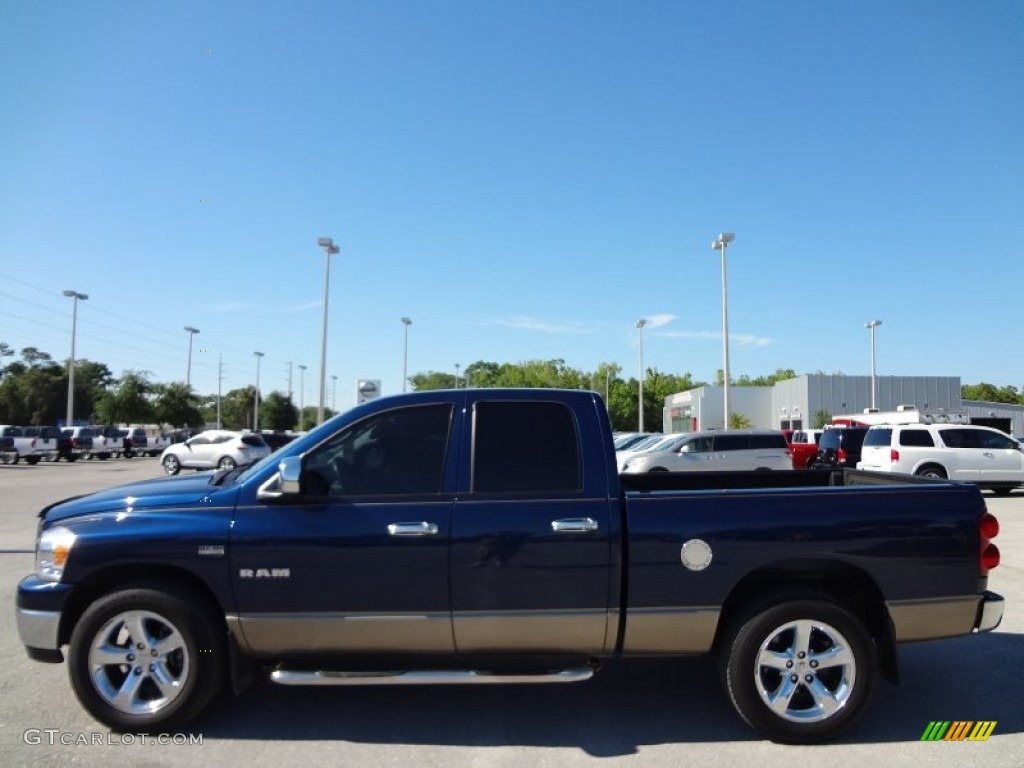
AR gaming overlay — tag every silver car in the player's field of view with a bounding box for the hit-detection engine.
[160,430,270,474]
[621,430,792,473]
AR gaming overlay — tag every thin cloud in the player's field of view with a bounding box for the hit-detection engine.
[208,300,321,314]
[643,313,675,329]
[481,316,594,335]
[658,329,774,348]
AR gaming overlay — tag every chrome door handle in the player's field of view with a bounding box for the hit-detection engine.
[551,518,599,533]
[983,452,994,458]
[387,522,439,537]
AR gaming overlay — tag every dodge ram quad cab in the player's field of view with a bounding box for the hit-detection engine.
[16,389,1004,744]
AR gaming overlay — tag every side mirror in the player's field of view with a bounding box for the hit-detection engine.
[679,444,692,453]
[256,456,303,500]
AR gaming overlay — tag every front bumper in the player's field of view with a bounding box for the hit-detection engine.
[16,575,73,662]
[974,590,1004,633]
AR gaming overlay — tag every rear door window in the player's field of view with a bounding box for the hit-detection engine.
[472,401,580,493]
[863,428,892,447]
[899,430,935,447]
[712,434,750,452]
[938,429,980,449]
[750,433,788,450]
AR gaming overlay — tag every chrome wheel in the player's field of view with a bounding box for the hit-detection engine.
[163,455,180,475]
[753,619,856,723]
[87,610,190,717]
[217,456,236,470]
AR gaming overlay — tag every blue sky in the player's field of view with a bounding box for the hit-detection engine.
[2,0,1022,409]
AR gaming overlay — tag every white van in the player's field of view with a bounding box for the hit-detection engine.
[620,430,792,473]
[858,424,1024,495]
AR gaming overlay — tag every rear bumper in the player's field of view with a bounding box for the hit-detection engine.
[974,590,1004,633]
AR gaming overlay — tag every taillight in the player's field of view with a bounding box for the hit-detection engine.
[890,449,900,462]
[980,511,1000,576]
[837,448,847,463]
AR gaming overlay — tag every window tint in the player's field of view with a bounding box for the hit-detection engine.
[750,433,788,450]
[938,429,979,449]
[899,430,935,447]
[473,401,580,493]
[819,430,842,451]
[863,428,892,447]
[713,434,750,452]
[975,430,1016,450]
[304,404,453,497]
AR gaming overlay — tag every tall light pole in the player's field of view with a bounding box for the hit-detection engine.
[635,318,647,431]
[865,320,882,409]
[401,317,412,393]
[331,374,338,413]
[184,326,200,388]
[316,237,339,426]
[298,364,307,430]
[711,232,735,430]
[63,290,88,427]
[253,351,264,431]
[455,363,460,389]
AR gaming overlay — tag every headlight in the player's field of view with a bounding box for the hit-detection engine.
[36,526,77,582]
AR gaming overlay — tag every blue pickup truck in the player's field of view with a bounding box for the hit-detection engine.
[16,389,1004,743]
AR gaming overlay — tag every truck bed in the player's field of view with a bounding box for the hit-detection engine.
[620,467,944,493]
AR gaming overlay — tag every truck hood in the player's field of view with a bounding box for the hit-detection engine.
[41,472,237,524]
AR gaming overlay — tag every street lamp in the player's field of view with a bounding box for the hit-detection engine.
[401,317,412,393]
[455,363,461,389]
[635,318,647,431]
[317,236,340,426]
[253,351,264,431]
[711,232,735,429]
[298,364,307,430]
[184,326,200,388]
[865,320,882,409]
[331,374,338,413]
[63,290,88,427]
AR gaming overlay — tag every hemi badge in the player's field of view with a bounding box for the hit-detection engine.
[198,545,225,556]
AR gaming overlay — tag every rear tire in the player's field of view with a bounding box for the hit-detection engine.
[720,590,876,744]
[25,456,40,465]
[914,465,947,480]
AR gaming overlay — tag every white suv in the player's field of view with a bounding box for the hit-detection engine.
[858,424,1024,495]
[621,430,792,473]
[160,430,271,474]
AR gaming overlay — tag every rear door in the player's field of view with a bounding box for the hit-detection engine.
[450,396,615,655]
[936,428,982,481]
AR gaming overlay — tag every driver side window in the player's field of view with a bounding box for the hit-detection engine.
[302,404,453,497]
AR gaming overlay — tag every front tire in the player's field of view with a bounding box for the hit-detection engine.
[68,586,225,731]
[163,455,181,475]
[217,456,236,470]
[720,591,876,744]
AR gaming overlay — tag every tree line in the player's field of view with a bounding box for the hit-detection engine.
[3,343,1020,433]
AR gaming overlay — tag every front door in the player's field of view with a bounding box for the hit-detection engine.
[230,402,459,656]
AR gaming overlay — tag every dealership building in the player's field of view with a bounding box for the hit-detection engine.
[663,374,1024,436]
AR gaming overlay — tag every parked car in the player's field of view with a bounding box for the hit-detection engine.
[789,429,824,469]
[615,433,678,471]
[612,432,651,450]
[0,425,40,464]
[809,427,869,470]
[621,429,792,473]
[0,432,16,463]
[90,426,125,460]
[21,426,62,462]
[858,423,1024,495]
[120,427,151,458]
[160,430,271,474]
[16,388,1003,743]
[63,427,96,460]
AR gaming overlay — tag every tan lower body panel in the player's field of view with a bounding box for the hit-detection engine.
[451,609,610,654]
[886,596,980,641]
[622,607,720,653]
[229,613,454,655]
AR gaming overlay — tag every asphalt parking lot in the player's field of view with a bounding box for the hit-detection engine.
[1,459,1022,768]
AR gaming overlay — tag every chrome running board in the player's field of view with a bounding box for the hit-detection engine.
[269,667,595,686]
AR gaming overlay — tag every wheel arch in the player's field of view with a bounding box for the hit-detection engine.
[58,564,228,648]
[712,559,898,684]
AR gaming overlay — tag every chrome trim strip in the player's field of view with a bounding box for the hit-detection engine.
[270,667,595,686]
[886,596,980,642]
[622,607,721,653]
[16,608,61,650]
